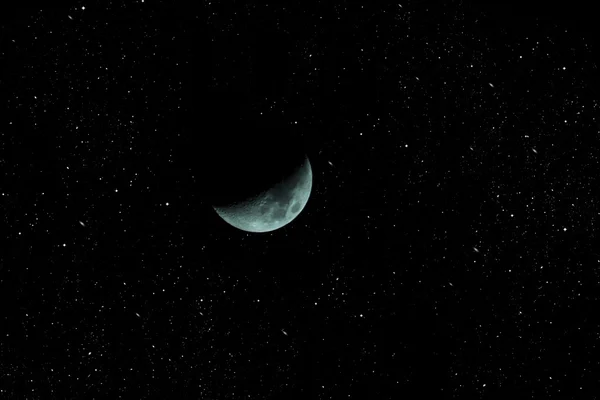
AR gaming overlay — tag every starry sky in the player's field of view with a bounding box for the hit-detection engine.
[2,1,600,399]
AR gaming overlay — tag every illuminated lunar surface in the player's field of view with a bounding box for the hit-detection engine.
[213,157,312,233]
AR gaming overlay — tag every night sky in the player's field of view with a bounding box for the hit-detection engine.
[2,1,600,399]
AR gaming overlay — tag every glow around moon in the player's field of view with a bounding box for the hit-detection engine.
[213,157,313,233]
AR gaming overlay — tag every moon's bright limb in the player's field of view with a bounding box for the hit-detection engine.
[214,157,312,233]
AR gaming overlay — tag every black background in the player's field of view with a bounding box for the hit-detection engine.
[2,1,600,399]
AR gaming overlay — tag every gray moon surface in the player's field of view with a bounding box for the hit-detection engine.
[213,157,313,233]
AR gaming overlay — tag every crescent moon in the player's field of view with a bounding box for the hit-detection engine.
[214,157,313,233]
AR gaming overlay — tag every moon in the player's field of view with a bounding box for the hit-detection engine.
[213,156,312,233]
